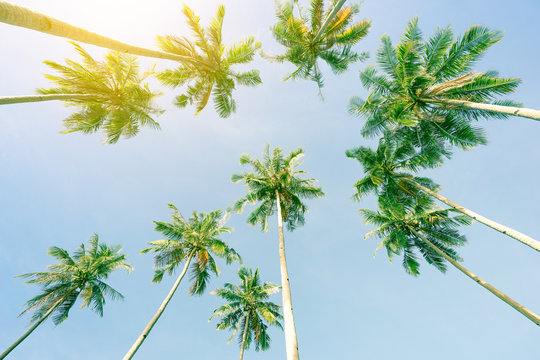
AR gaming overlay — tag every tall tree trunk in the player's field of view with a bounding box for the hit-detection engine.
[312,0,346,43]
[275,191,300,360]
[410,227,540,326]
[122,250,195,360]
[0,1,193,64]
[0,296,65,359]
[409,180,540,253]
[238,312,250,360]
[0,94,94,105]
[424,98,540,121]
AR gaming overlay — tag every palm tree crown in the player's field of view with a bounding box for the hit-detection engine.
[18,233,132,324]
[40,42,162,144]
[346,136,441,201]
[210,267,283,356]
[269,0,371,90]
[351,17,524,140]
[156,4,261,118]
[361,194,471,275]
[142,204,241,295]
[232,144,324,231]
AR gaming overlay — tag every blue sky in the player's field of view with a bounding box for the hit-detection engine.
[1,0,539,359]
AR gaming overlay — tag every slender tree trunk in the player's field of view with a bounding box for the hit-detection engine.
[122,250,195,360]
[275,191,300,360]
[0,94,94,105]
[312,0,346,43]
[423,98,540,121]
[0,1,192,64]
[0,296,65,359]
[409,180,540,253]
[410,227,540,326]
[238,312,250,360]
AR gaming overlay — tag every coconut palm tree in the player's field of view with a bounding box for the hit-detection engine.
[0,234,132,359]
[0,2,260,118]
[0,43,162,144]
[351,17,540,134]
[268,0,371,90]
[232,144,324,360]
[155,4,261,118]
[361,194,540,326]
[123,205,240,360]
[346,136,540,252]
[210,267,283,360]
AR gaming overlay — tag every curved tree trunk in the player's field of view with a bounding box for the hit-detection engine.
[238,312,250,360]
[424,98,540,121]
[0,296,65,359]
[0,1,191,63]
[275,191,300,360]
[0,94,94,105]
[122,250,195,360]
[410,180,540,253]
[410,228,540,326]
[312,0,346,43]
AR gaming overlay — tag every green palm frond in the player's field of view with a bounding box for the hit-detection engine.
[360,194,468,275]
[232,144,324,232]
[143,205,239,295]
[351,19,523,155]
[17,234,130,325]
[269,0,371,91]
[210,267,282,353]
[39,42,162,144]
[346,135,441,201]
[156,4,261,118]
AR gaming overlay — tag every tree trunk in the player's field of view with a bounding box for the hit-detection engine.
[275,190,300,360]
[409,180,540,253]
[424,98,540,121]
[410,227,540,326]
[238,312,250,360]
[0,296,65,359]
[312,0,346,44]
[0,1,193,64]
[0,94,94,105]
[122,250,195,360]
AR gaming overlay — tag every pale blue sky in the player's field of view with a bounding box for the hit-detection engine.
[1,0,539,359]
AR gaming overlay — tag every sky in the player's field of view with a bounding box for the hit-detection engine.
[1,0,539,359]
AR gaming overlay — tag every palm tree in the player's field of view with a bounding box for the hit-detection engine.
[155,4,261,118]
[0,234,132,359]
[210,267,283,360]
[0,42,162,144]
[0,2,260,118]
[268,0,371,90]
[351,17,540,133]
[232,144,324,360]
[346,137,540,252]
[361,194,540,326]
[122,205,241,360]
